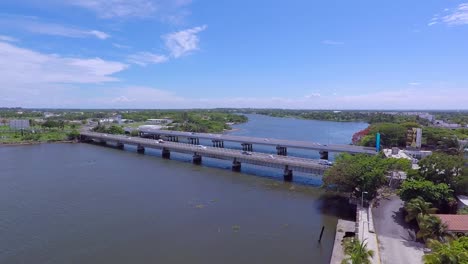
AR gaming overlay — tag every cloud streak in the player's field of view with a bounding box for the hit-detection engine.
[0,35,18,42]
[430,3,468,26]
[0,16,110,39]
[127,52,168,66]
[64,0,192,22]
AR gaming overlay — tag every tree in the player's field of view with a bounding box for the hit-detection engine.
[323,154,389,199]
[416,214,451,242]
[418,153,464,187]
[341,238,375,264]
[423,237,468,264]
[67,130,80,140]
[130,130,139,137]
[404,197,438,223]
[398,179,454,209]
[107,125,124,134]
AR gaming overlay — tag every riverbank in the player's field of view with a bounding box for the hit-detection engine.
[0,140,76,146]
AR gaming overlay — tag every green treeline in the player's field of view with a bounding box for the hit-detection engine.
[357,123,468,152]
[121,110,247,133]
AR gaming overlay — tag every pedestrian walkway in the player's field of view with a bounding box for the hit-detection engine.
[357,205,381,264]
[330,219,355,264]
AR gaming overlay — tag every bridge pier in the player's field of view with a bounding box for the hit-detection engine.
[232,158,241,172]
[137,144,145,154]
[193,153,202,165]
[116,142,124,150]
[319,151,329,160]
[98,140,106,146]
[212,140,224,148]
[162,148,171,159]
[283,165,293,182]
[276,146,287,156]
[241,143,253,152]
[188,137,200,145]
[167,136,179,142]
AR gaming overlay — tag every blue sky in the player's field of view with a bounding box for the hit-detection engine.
[0,0,467,109]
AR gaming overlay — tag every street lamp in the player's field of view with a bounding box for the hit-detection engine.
[361,191,368,208]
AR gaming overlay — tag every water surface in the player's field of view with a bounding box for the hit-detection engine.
[0,115,365,263]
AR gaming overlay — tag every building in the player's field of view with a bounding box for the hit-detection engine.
[433,214,468,236]
[146,119,172,125]
[457,195,468,210]
[9,119,30,130]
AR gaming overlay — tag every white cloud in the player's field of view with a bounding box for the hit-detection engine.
[431,3,468,26]
[0,16,110,39]
[127,52,168,66]
[69,0,156,18]
[322,40,344,45]
[163,25,207,58]
[0,35,18,42]
[408,82,421,86]
[0,41,127,86]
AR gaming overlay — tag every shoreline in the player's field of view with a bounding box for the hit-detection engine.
[0,140,76,147]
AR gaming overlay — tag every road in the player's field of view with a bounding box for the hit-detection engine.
[138,128,377,154]
[372,195,425,264]
[80,131,330,174]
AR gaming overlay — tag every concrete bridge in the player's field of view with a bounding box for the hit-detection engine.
[137,128,377,160]
[80,131,331,181]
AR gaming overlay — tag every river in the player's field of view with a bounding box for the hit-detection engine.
[0,114,368,264]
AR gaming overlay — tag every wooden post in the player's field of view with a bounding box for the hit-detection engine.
[318,226,325,243]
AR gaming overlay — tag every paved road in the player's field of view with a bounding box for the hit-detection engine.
[372,195,425,264]
[80,131,329,174]
[138,128,377,154]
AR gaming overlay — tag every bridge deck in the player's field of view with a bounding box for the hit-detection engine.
[138,128,376,154]
[81,131,329,174]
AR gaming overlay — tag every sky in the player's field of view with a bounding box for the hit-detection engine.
[0,0,467,109]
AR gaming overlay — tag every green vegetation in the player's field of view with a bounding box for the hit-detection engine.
[323,153,411,199]
[341,238,375,264]
[398,153,466,212]
[416,214,451,242]
[398,179,454,210]
[0,129,69,143]
[457,207,468,215]
[245,109,432,124]
[423,237,468,264]
[403,197,438,223]
[356,123,467,152]
[93,124,125,134]
[418,153,464,186]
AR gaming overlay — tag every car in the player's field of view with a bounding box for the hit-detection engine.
[196,145,207,149]
[157,139,164,143]
[268,154,274,159]
[242,151,252,155]
[264,138,269,141]
[318,159,333,166]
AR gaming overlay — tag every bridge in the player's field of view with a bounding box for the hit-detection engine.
[80,131,331,181]
[137,128,377,159]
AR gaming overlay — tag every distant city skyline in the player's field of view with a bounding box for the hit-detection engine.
[0,0,468,109]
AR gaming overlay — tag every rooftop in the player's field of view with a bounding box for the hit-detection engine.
[433,214,468,232]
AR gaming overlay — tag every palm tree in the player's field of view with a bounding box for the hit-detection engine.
[341,238,375,264]
[416,215,451,242]
[423,237,468,264]
[404,197,438,223]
